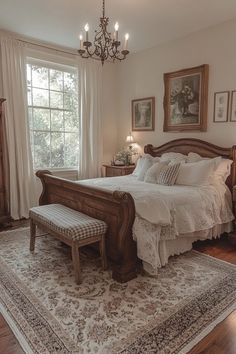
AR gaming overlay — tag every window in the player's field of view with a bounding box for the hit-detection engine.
[27,59,79,169]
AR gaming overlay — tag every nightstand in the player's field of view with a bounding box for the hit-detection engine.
[103,164,135,177]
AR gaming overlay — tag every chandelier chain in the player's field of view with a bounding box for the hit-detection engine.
[103,0,105,18]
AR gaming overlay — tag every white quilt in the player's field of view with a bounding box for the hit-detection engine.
[77,176,234,271]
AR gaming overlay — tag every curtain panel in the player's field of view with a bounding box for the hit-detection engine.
[0,37,36,219]
[78,60,103,179]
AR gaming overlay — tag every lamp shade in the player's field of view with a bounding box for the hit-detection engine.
[126,132,135,143]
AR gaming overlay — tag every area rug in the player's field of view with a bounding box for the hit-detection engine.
[0,228,236,354]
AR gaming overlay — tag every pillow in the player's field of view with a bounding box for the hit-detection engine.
[160,152,187,163]
[137,158,153,181]
[187,152,233,183]
[132,154,160,177]
[214,159,233,182]
[144,162,168,184]
[156,163,181,186]
[176,158,221,186]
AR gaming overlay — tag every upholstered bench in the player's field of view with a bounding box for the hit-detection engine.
[29,204,108,284]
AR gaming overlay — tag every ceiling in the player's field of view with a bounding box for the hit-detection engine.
[1,0,236,52]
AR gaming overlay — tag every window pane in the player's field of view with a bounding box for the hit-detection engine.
[27,87,32,106]
[51,110,64,131]
[32,65,49,89]
[33,132,50,168]
[64,111,79,132]
[64,72,77,92]
[65,133,79,167]
[27,64,32,86]
[64,93,78,110]
[33,88,49,107]
[50,91,63,109]
[51,133,64,167]
[50,69,63,91]
[28,108,33,129]
[33,108,50,131]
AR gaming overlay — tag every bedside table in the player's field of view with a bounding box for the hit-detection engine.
[103,164,135,177]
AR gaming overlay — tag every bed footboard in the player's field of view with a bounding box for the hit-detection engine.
[36,170,137,283]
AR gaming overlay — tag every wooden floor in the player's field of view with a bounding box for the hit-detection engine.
[0,228,235,353]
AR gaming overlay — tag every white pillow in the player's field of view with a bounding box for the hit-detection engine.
[137,158,153,181]
[187,152,233,183]
[176,158,221,186]
[160,152,187,163]
[144,162,168,184]
[133,154,160,177]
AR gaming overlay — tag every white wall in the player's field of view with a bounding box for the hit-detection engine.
[116,19,236,151]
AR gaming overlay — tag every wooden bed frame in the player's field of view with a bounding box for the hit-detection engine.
[36,138,236,283]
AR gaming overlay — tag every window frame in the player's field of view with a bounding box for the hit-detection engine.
[26,57,80,172]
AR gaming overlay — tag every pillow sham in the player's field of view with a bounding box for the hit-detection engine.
[187,152,232,182]
[133,154,160,177]
[157,163,181,186]
[160,152,187,163]
[176,158,221,186]
[137,158,153,181]
[144,162,168,184]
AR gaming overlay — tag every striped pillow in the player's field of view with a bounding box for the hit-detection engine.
[157,163,181,186]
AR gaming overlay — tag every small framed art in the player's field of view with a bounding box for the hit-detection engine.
[163,64,209,132]
[230,91,236,122]
[213,91,230,122]
[132,97,155,131]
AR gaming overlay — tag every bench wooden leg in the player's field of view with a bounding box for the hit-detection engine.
[72,242,81,284]
[30,219,36,252]
[100,234,107,270]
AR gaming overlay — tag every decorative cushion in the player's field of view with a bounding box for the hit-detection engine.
[157,163,181,186]
[144,161,168,184]
[30,204,107,241]
[137,158,153,181]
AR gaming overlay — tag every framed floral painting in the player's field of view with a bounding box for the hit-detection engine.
[163,64,209,131]
[132,97,155,131]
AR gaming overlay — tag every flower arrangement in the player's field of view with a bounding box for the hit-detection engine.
[113,146,138,166]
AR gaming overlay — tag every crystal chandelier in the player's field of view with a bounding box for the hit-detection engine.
[78,0,130,65]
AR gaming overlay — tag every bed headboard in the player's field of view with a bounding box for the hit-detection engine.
[144,138,236,192]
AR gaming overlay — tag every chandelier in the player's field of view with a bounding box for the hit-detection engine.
[78,0,130,65]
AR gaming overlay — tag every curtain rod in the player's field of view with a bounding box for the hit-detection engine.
[17,38,102,62]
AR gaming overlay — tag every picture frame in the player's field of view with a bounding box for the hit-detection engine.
[230,90,236,122]
[132,97,155,131]
[163,64,209,132]
[213,91,230,123]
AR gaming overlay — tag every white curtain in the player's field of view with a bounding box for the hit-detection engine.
[0,37,36,219]
[78,60,103,179]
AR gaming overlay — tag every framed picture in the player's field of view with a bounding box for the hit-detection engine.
[132,97,155,131]
[213,91,230,122]
[163,64,209,131]
[230,91,236,122]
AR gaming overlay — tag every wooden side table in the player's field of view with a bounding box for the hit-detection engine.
[103,164,135,177]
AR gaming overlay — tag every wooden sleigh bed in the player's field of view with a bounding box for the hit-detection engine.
[36,138,236,283]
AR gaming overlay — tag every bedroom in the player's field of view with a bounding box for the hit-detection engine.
[0,0,236,353]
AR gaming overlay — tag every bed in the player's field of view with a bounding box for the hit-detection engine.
[36,138,236,282]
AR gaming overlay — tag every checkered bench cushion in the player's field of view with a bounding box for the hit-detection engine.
[29,204,107,241]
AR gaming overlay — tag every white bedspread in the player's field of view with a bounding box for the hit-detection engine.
[77,176,234,271]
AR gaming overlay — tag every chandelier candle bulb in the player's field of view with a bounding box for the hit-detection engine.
[84,23,89,41]
[79,35,83,49]
[124,33,129,50]
[114,22,119,41]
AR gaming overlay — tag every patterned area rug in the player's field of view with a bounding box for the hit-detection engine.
[0,228,236,354]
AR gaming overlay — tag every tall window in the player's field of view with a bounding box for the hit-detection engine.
[27,59,79,169]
